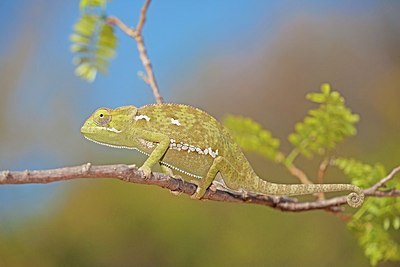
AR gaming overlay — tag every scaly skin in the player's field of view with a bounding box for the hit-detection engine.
[81,104,364,208]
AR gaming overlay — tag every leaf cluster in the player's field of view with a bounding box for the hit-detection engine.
[349,197,400,266]
[288,83,359,157]
[70,0,117,82]
[335,157,400,266]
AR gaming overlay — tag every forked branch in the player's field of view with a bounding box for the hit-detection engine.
[107,0,163,103]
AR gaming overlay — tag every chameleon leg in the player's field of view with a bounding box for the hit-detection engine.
[191,156,242,199]
[191,156,224,199]
[191,156,250,199]
[160,164,184,196]
[137,131,170,178]
[160,164,174,176]
[160,164,186,183]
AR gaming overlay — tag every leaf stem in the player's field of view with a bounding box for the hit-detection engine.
[284,148,300,167]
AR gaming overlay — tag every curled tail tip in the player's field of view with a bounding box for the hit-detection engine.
[347,190,365,208]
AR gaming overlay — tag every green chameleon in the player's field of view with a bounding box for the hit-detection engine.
[81,104,364,208]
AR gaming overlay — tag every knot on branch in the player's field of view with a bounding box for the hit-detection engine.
[0,170,10,182]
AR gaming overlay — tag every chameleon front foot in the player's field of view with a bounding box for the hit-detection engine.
[139,165,152,179]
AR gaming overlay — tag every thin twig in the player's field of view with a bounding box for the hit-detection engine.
[317,158,330,184]
[136,0,151,33]
[365,165,400,193]
[287,163,313,185]
[284,148,313,185]
[316,158,330,201]
[1,164,399,212]
[107,0,163,104]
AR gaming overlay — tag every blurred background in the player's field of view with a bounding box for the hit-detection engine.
[1,0,400,266]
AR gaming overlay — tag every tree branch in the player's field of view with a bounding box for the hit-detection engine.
[1,164,399,212]
[107,0,163,104]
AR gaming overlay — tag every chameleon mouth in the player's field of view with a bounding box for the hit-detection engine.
[80,125,90,134]
[83,136,140,151]
[81,125,122,134]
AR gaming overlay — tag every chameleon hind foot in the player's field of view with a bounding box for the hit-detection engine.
[160,165,185,196]
[169,190,183,196]
[191,156,225,200]
[191,186,207,200]
[160,164,174,176]
[160,164,187,185]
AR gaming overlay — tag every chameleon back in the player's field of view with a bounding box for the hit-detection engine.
[135,103,253,183]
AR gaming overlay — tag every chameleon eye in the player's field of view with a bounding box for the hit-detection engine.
[93,108,111,126]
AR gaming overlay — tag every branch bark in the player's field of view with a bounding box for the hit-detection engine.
[1,164,399,212]
[107,0,163,104]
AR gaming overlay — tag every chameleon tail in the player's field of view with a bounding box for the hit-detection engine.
[260,181,364,208]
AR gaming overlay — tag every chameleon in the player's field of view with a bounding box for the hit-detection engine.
[81,104,364,208]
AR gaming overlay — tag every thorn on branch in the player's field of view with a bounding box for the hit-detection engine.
[82,162,91,173]
[137,71,150,84]
[0,170,10,182]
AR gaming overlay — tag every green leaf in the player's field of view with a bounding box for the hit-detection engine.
[288,84,359,158]
[75,62,97,82]
[70,13,117,82]
[393,217,400,230]
[69,33,90,45]
[80,0,107,10]
[73,13,96,36]
[70,44,90,53]
[383,218,391,230]
[223,115,282,162]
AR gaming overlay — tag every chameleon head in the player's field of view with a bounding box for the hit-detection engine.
[80,106,138,146]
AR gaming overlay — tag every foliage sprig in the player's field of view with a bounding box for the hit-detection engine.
[223,84,399,266]
[70,0,117,82]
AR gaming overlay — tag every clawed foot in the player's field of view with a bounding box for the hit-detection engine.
[139,165,152,179]
[190,186,206,200]
[160,165,174,177]
[169,190,182,196]
[209,184,218,192]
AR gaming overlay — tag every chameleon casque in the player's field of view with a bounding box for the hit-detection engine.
[81,104,364,208]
